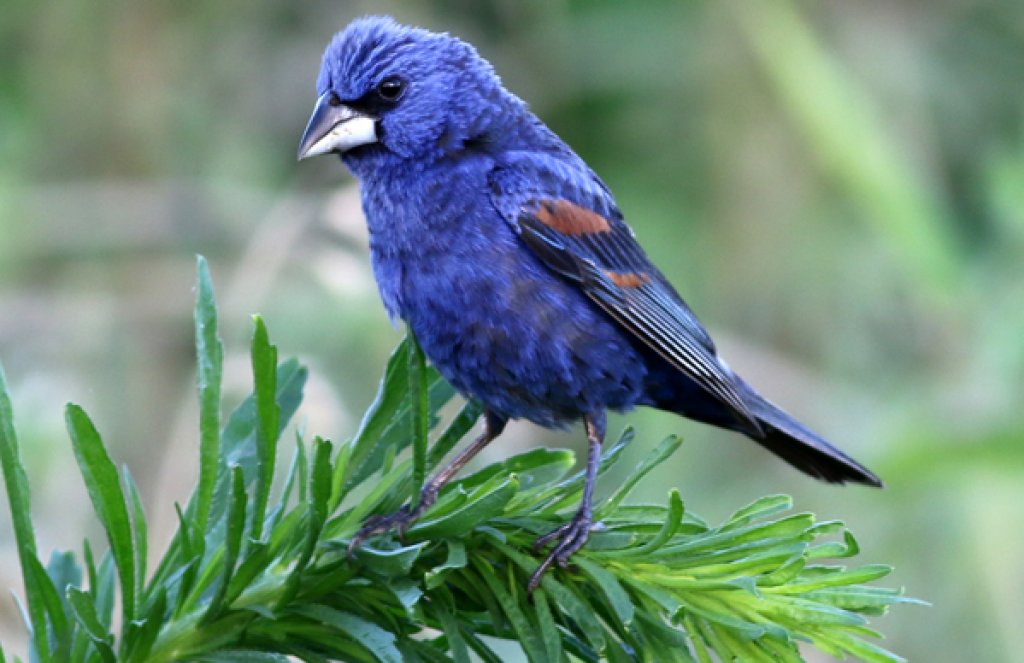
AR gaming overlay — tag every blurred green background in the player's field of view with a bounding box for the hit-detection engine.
[2,0,1023,660]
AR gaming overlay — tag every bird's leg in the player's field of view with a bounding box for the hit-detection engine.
[528,411,606,593]
[348,410,507,555]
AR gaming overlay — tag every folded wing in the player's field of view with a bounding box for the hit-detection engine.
[489,157,760,434]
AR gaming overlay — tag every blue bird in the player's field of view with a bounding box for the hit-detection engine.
[298,16,881,590]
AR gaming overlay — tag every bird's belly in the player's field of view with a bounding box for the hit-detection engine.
[401,244,647,427]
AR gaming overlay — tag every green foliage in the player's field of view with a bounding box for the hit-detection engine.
[0,258,915,662]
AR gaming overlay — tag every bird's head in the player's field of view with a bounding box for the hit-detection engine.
[297,16,514,170]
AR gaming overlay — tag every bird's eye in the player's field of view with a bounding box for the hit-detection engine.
[376,77,406,102]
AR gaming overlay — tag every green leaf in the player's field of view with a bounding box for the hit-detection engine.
[292,605,403,663]
[122,467,148,613]
[66,404,137,625]
[407,328,429,503]
[534,427,636,512]
[206,358,306,525]
[0,364,51,662]
[764,564,893,594]
[323,457,415,540]
[265,433,305,536]
[170,501,201,614]
[722,494,793,530]
[574,557,635,627]
[431,592,470,663]
[45,550,83,660]
[426,400,483,470]
[532,588,563,662]
[354,541,429,577]
[596,434,682,519]
[407,475,518,539]
[309,436,333,536]
[225,541,271,606]
[92,549,116,628]
[460,630,504,663]
[807,528,860,559]
[249,315,280,542]
[146,358,305,602]
[194,255,224,535]
[425,539,467,589]
[192,652,292,663]
[622,488,684,556]
[67,587,116,663]
[816,628,907,663]
[472,558,546,663]
[488,538,609,655]
[205,465,246,620]
[460,448,575,496]
[24,554,71,656]
[126,589,166,662]
[339,338,456,497]
[338,338,409,495]
[277,437,334,610]
[634,610,695,661]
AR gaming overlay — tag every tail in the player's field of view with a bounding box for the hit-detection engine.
[739,380,882,487]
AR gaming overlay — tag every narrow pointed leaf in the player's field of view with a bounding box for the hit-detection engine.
[126,589,166,662]
[292,605,403,663]
[472,559,546,663]
[407,476,518,539]
[722,494,793,530]
[574,557,635,627]
[122,467,148,610]
[407,329,429,503]
[353,541,429,577]
[24,554,70,654]
[194,255,224,534]
[206,466,246,620]
[340,339,409,492]
[340,338,456,494]
[66,404,136,624]
[622,488,683,556]
[193,652,292,663]
[596,434,682,518]
[0,365,51,662]
[532,588,563,662]
[249,315,280,542]
[67,587,116,663]
[426,400,483,469]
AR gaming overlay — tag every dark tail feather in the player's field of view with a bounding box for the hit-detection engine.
[741,384,883,487]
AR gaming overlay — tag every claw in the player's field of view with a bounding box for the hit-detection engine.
[528,509,598,593]
[346,504,415,558]
[531,521,572,552]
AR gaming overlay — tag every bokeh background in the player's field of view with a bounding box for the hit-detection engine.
[2,1,1023,660]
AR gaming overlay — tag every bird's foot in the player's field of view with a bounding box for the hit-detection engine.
[347,489,436,557]
[528,509,601,593]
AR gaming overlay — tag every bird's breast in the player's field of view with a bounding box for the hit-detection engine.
[357,157,648,425]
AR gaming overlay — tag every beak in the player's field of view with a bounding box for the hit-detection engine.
[297,92,378,160]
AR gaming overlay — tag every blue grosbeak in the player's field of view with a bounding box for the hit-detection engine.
[298,16,881,590]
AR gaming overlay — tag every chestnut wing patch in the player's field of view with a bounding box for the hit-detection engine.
[605,270,651,288]
[516,198,759,431]
[535,199,611,235]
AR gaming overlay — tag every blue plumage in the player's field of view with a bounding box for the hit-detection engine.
[298,16,881,590]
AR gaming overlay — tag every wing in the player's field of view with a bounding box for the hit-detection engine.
[489,153,759,431]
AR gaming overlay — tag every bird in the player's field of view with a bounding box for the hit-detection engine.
[297,16,882,591]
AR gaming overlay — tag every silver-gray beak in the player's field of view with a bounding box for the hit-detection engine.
[297,92,378,160]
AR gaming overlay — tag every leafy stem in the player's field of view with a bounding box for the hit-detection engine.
[0,257,918,663]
